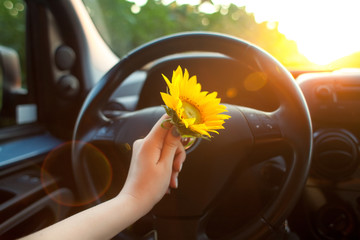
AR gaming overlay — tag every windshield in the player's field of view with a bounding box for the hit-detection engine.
[82,0,360,70]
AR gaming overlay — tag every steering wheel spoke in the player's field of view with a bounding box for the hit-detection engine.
[91,107,165,145]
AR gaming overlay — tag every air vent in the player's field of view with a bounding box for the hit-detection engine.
[312,129,359,180]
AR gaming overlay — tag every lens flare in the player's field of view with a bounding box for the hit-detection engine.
[243,72,267,91]
[226,87,238,98]
[41,141,113,207]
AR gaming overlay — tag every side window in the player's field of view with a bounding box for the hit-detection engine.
[0,0,25,78]
[0,0,35,129]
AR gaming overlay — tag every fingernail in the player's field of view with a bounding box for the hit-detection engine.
[161,119,172,129]
[172,127,180,137]
[175,178,178,188]
[166,188,171,194]
[179,164,183,172]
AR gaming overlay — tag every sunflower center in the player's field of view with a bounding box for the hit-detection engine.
[182,101,202,124]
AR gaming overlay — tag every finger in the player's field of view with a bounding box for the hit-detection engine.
[158,125,182,166]
[145,114,171,149]
[170,143,186,189]
[170,171,179,189]
[173,142,186,172]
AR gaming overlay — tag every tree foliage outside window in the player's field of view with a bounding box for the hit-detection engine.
[0,0,26,114]
[0,0,26,77]
[83,0,311,69]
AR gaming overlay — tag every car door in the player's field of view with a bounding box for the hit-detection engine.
[0,0,75,238]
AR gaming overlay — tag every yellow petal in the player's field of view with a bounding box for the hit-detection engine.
[161,92,177,110]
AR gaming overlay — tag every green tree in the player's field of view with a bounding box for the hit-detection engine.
[85,0,310,68]
[0,0,25,112]
[0,0,26,78]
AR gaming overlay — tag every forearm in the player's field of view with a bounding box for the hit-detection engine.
[21,115,184,240]
[22,194,148,240]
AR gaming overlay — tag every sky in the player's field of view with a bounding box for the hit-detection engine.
[128,0,360,65]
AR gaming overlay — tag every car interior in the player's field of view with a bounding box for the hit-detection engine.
[0,0,359,239]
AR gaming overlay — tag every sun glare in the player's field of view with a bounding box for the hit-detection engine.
[128,0,360,66]
[240,0,360,65]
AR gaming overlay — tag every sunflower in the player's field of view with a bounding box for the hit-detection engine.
[160,66,231,139]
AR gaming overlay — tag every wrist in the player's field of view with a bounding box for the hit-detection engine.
[116,191,153,218]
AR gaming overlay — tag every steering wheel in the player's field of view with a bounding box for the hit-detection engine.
[72,32,312,239]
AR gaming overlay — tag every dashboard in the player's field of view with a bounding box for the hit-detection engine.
[294,71,360,240]
[109,56,360,239]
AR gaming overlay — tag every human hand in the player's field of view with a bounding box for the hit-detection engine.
[20,116,185,240]
[119,114,186,213]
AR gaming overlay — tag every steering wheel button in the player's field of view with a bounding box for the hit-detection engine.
[242,108,281,141]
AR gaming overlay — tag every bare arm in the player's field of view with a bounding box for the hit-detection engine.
[22,115,185,240]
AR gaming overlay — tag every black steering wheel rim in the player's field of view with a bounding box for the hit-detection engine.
[72,32,313,239]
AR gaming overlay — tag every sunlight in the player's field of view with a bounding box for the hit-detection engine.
[127,0,360,65]
[198,2,218,14]
[240,0,360,65]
